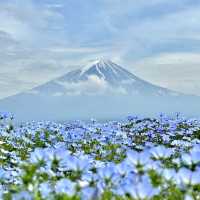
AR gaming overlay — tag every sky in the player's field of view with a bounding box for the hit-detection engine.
[0,0,200,99]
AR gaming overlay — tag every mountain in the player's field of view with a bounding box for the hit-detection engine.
[31,59,179,96]
[0,59,200,121]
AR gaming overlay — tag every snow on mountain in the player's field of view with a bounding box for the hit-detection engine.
[32,59,179,96]
[1,59,200,121]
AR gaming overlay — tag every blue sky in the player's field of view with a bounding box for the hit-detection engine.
[0,0,200,98]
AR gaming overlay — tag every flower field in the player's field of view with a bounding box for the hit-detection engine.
[0,112,200,200]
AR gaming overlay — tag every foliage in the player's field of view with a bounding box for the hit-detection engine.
[0,112,200,199]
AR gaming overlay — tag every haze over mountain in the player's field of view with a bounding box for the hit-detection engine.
[31,59,179,97]
[0,59,199,121]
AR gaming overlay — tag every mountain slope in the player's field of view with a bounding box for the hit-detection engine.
[1,59,200,121]
[32,59,179,96]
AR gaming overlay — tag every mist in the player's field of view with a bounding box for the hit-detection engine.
[1,92,200,122]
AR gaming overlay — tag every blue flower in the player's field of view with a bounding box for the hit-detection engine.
[150,146,173,159]
[162,169,177,181]
[13,191,32,200]
[125,175,159,199]
[176,168,192,185]
[55,179,76,196]
[116,161,133,176]
[0,168,6,179]
[98,163,116,180]
[29,148,46,163]
[181,154,193,165]
[126,150,150,166]
[0,112,13,120]
[39,182,52,198]
[80,187,97,200]
[184,195,193,200]
[59,155,90,171]
[182,148,200,165]
[190,167,200,185]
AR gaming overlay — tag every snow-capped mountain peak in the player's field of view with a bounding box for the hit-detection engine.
[80,58,118,77]
[1,58,194,121]
[31,59,180,96]
[77,58,138,84]
[83,58,112,69]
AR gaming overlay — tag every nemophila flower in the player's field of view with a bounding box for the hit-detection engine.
[10,169,20,178]
[192,144,200,152]
[82,171,98,183]
[169,123,178,132]
[116,131,127,139]
[1,112,200,199]
[162,168,177,181]
[98,163,116,180]
[184,194,193,200]
[125,175,159,199]
[29,148,46,163]
[181,154,193,165]
[0,186,4,200]
[39,182,52,198]
[39,166,55,177]
[146,160,163,173]
[145,141,154,148]
[172,157,181,166]
[171,140,191,147]
[55,179,76,196]
[47,147,70,161]
[59,155,90,171]
[112,184,127,196]
[146,130,154,138]
[96,179,108,194]
[0,168,12,181]
[116,161,133,176]
[150,146,173,159]
[12,191,32,200]
[182,148,200,165]
[189,167,200,185]
[80,187,97,200]
[78,179,90,188]
[175,168,200,185]
[162,134,170,143]
[0,111,13,120]
[122,182,137,198]
[126,150,150,166]
[0,168,5,179]
[156,127,165,135]
[53,142,67,149]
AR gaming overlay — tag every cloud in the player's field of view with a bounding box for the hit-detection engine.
[0,0,64,43]
[0,0,200,98]
[45,3,64,9]
[132,52,200,96]
[56,75,127,96]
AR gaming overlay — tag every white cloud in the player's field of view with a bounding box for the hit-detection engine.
[52,92,64,97]
[0,0,200,98]
[132,52,200,96]
[45,3,64,9]
[56,75,127,96]
[0,0,64,42]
